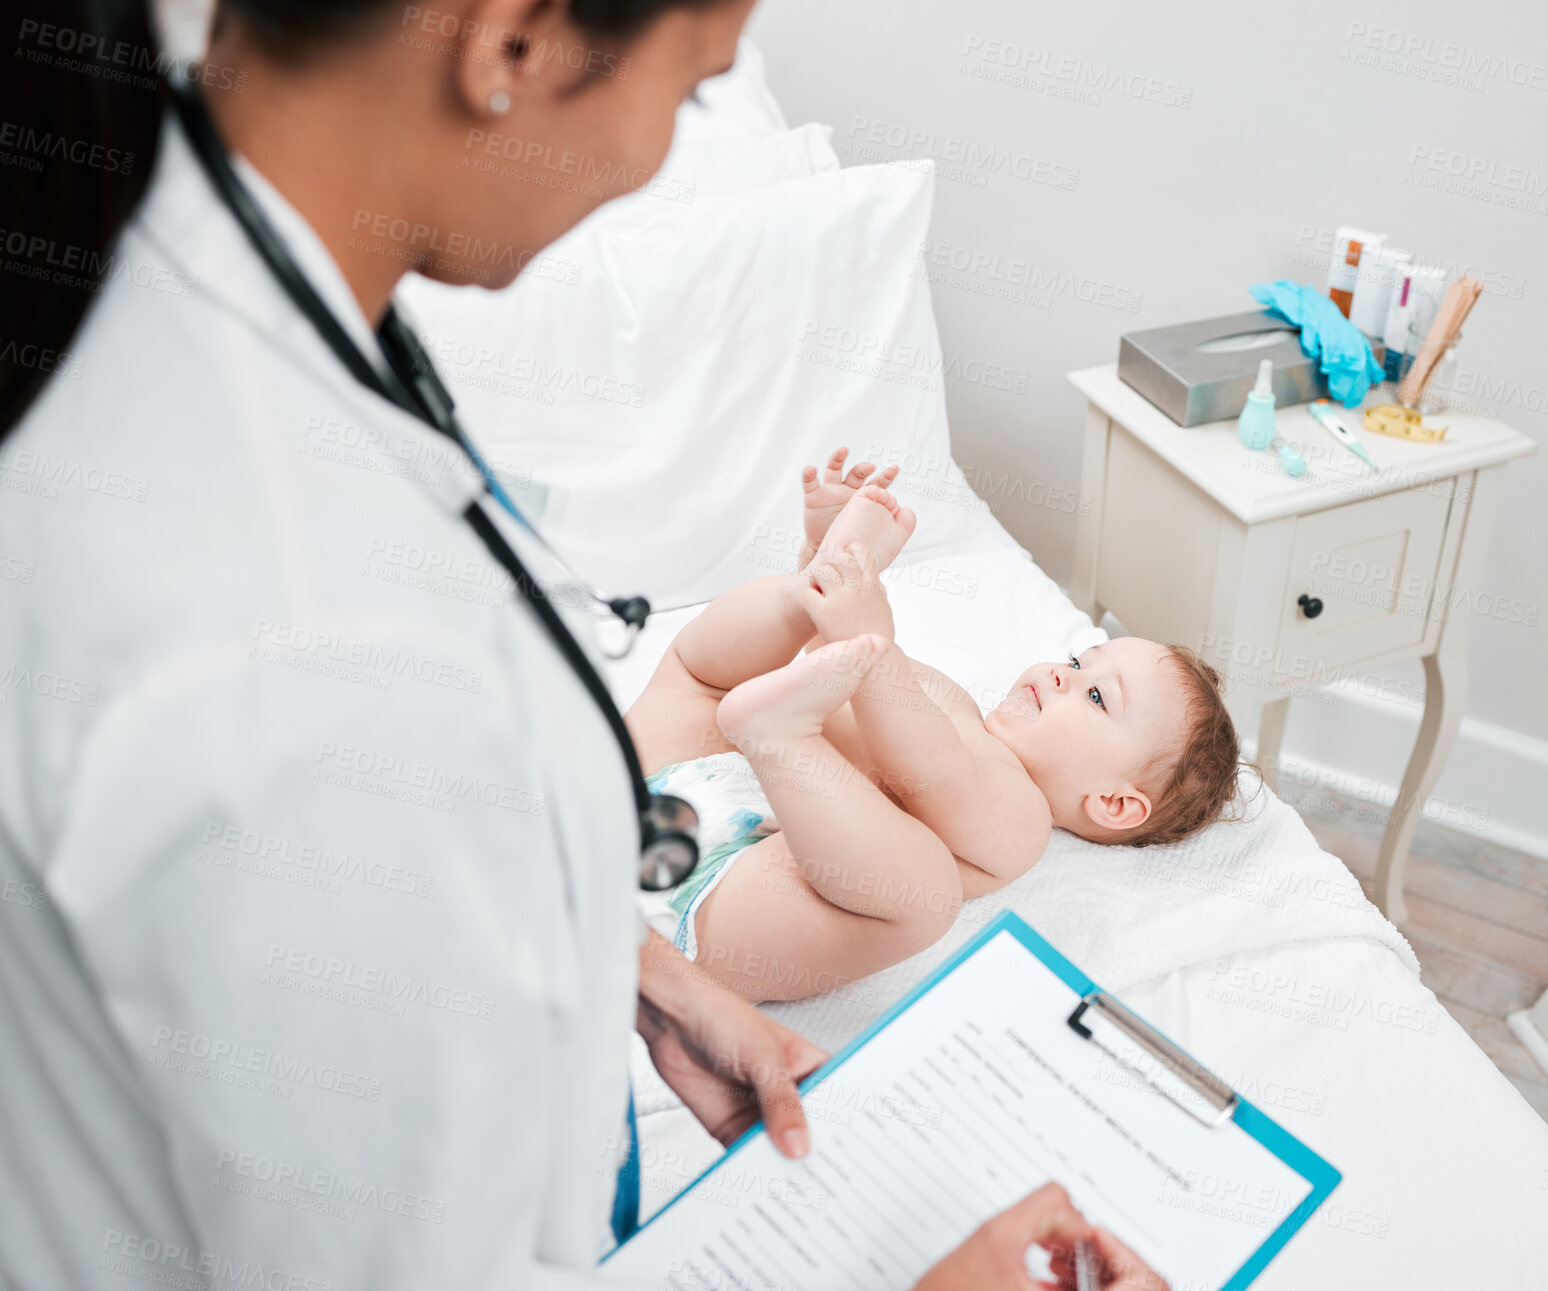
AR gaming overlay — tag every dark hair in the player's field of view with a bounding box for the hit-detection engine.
[0,0,169,433]
[220,0,711,55]
[0,0,720,437]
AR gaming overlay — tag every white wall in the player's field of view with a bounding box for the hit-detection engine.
[747,0,1548,762]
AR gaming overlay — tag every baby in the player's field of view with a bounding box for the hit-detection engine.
[625,449,1240,1001]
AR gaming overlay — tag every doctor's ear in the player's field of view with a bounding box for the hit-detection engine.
[452,0,566,118]
[1081,787,1152,835]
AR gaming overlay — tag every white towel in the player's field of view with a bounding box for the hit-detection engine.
[758,773,1416,1055]
[629,771,1415,1116]
[615,540,1417,1112]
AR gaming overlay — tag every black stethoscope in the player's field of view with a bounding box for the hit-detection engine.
[167,72,699,891]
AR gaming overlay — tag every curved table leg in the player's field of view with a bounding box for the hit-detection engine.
[1375,651,1466,925]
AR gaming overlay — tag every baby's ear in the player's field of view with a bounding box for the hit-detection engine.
[1082,788,1152,834]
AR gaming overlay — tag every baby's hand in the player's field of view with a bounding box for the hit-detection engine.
[801,544,895,644]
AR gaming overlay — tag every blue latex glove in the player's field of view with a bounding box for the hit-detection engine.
[1249,280,1386,407]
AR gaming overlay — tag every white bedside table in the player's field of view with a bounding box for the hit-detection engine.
[1066,363,1536,923]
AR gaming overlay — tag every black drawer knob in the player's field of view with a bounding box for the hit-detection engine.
[1298,594,1323,619]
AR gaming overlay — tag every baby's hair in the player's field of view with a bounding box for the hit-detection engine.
[1127,646,1241,848]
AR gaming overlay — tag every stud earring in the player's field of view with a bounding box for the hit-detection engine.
[489,89,511,115]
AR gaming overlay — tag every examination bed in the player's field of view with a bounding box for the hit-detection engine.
[401,41,1548,1288]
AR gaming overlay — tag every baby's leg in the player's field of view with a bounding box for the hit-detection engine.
[625,485,916,774]
[698,635,963,1000]
[624,572,816,776]
[666,485,912,691]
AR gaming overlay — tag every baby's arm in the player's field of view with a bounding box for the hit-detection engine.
[802,550,1052,885]
[855,646,1052,889]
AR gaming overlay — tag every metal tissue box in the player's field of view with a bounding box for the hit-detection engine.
[1117,310,1329,427]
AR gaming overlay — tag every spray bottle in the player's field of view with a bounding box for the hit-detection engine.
[1237,359,1276,450]
[1236,359,1306,477]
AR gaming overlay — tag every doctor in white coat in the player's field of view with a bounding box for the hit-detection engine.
[0,1,1159,1287]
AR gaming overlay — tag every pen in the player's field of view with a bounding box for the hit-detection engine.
[1074,1238,1101,1291]
[1308,399,1377,470]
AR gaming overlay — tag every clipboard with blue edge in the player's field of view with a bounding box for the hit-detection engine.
[609,909,1341,1291]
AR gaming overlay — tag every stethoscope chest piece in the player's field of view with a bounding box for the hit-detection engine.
[638,793,700,891]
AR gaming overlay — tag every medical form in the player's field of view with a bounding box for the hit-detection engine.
[605,912,1339,1291]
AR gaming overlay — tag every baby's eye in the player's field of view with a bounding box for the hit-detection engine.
[1087,685,1105,710]
[1067,653,1081,670]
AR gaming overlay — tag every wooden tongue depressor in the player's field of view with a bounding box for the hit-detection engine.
[1396,275,1481,408]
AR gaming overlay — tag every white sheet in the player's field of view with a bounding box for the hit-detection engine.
[605,523,1417,1049]
[604,533,1548,1288]
[609,531,1417,1037]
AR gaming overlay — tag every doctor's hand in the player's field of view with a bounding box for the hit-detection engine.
[913,1184,1168,1291]
[638,932,827,1158]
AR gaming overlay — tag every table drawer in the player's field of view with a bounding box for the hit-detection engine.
[1275,483,1454,669]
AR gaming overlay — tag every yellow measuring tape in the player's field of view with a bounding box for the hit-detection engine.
[1362,404,1447,443]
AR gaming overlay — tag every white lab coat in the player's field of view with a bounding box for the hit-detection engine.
[0,119,651,1289]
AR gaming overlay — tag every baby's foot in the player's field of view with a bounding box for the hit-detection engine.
[800,447,899,565]
[812,485,916,574]
[718,634,889,752]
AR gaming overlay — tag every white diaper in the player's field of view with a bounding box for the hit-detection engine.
[638,752,779,960]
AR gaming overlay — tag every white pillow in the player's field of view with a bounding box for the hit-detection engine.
[605,40,836,211]
[673,37,788,141]
[647,121,838,201]
[401,156,979,606]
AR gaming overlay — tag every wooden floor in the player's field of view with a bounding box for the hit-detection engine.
[1286,784,1548,1121]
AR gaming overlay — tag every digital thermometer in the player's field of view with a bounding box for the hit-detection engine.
[1308,399,1377,469]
